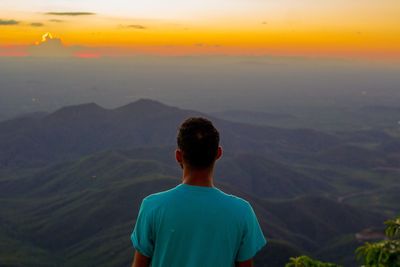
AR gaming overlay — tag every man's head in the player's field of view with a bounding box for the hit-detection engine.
[176,117,222,170]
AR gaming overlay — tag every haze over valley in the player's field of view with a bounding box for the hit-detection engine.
[1,56,399,131]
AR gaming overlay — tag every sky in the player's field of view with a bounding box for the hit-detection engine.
[0,0,400,59]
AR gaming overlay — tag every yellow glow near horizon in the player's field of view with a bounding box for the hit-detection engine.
[0,1,399,59]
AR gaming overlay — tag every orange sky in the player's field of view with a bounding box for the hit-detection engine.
[0,0,399,59]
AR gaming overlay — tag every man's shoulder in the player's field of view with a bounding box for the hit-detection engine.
[140,184,252,213]
[216,189,252,210]
[142,186,177,203]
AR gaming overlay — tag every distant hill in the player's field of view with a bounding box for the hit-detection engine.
[211,109,296,125]
[0,99,340,168]
[314,145,387,169]
[217,153,333,198]
[0,147,331,199]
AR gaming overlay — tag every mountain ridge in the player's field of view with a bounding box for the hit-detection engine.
[0,99,340,168]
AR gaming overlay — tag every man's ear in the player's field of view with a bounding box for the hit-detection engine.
[216,146,223,160]
[175,149,183,164]
[175,149,184,169]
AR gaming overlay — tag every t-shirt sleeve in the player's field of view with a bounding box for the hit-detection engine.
[236,202,267,262]
[131,198,154,258]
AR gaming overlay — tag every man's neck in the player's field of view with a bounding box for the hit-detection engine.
[181,167,214,187]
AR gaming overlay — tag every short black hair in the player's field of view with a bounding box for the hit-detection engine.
[177,117,220,169]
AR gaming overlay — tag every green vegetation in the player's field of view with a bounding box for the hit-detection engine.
[356,217,400,267]
[286,255,341,267]
[287,217,400,267]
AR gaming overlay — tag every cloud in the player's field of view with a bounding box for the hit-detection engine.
[49,19,64,23]
[0,19,19,25]
[30,22,44,27]
[29,33,73,57]
[45,12,95,16]
[28,32,100,58]
[127,24,147,30]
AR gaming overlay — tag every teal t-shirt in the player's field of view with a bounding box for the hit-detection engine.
[131,183,267,267]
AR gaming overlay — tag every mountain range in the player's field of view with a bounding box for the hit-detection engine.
[0,99,399,266]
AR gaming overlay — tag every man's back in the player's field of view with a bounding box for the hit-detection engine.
[131,183,266,267]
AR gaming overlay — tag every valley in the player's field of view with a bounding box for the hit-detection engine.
[0,99,399,266]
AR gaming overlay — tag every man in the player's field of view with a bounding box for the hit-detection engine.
[131,117,267,267]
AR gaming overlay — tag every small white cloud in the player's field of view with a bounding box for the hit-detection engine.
[29,32,74,57]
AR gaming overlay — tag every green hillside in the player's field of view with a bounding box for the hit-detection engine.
[0,100,399,266]
[0,148,389,266]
